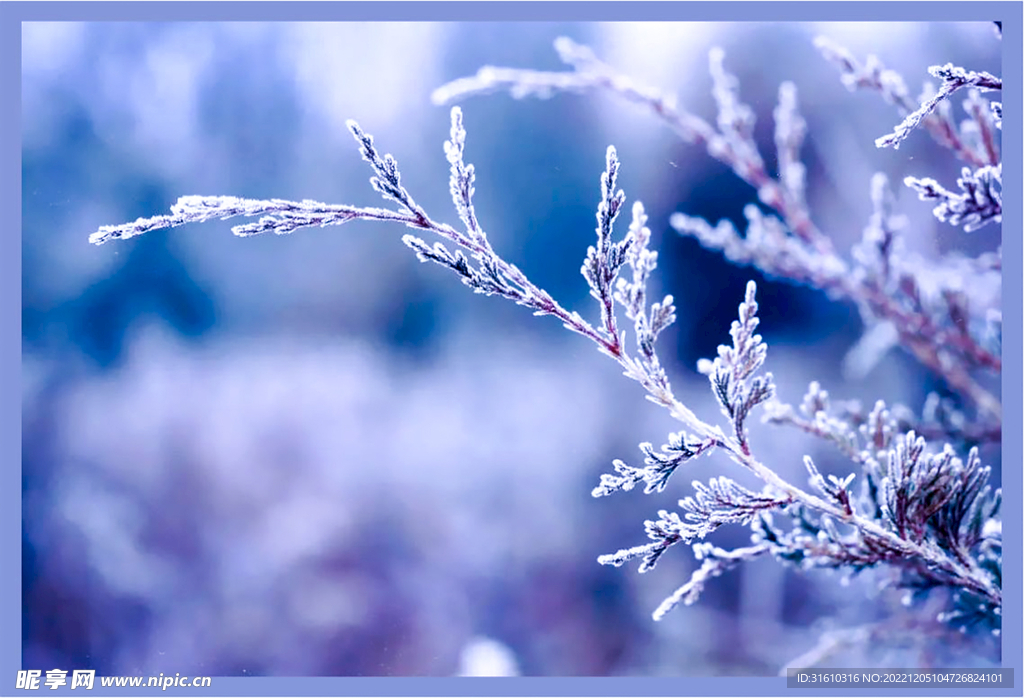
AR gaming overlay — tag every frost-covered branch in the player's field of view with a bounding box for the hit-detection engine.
[433,37,829,254]
[814,37,996,167]
[90,31,1002,644]
[654,543,771,620]
[672,174,1001,420]
[89,107,716,440]
[905,165,1002,233]
[89,196,415,245]
[876,64,1002,151]
[431,36,1002,423]
[596,283,1000,620]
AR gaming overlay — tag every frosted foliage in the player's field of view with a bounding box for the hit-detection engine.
[35,22,1002,675]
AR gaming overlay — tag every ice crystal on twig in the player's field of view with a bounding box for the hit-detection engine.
[592,431,716,497]
[582,146,629,350]
[763,381,862,465]
[905,165,1002,232]
[88,196,406,245]
[774,82,808,210]
[444,106,484,241]
[697,281,775,455]
[654,543,770,620]
[814,36,997,168]
[876,64,1002,151]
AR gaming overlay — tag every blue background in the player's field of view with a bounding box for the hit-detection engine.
[4,2,1020,694]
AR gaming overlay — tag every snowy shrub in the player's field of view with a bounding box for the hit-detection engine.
[86,25,1002,671]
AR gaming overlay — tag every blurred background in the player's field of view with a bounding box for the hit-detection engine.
[22,21,1001,676]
